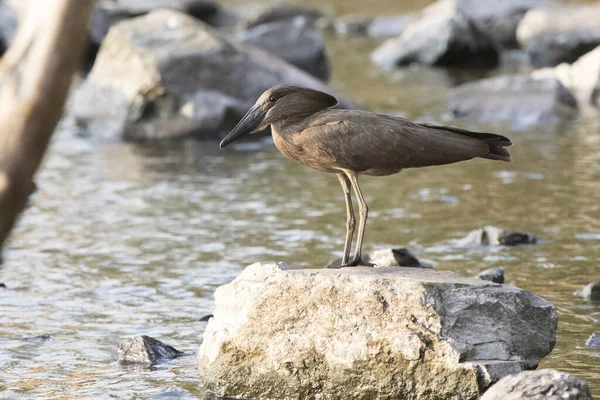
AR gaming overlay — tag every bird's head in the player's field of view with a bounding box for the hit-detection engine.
[219,85,338,148]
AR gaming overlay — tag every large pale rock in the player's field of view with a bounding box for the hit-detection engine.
[480,369,594,400]
[532,46,600,107]
[71,10,352,141]
[198,262,557,399]
[371,0,499,68]
[449,74,578,126]
[517,4,600,67]
[238,17,329,81]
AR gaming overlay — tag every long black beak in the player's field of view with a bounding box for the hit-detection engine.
[219,105,266,149]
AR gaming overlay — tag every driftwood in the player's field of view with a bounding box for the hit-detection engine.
[0,0,94,253]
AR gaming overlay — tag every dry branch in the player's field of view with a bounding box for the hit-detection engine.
[0,0,94,253]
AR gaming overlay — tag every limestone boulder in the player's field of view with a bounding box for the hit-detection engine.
[371,0,499,69]
[517,4,600,67]
[71,10,353,141]
[448,74,578,127]
[198,262,557,399]
[480,369,594,400]
[238,17,329,81]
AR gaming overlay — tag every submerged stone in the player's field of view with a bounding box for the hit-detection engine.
[198,262,557,399]
[118,335,184,364]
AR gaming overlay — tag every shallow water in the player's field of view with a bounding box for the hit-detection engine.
[1,0,600,398]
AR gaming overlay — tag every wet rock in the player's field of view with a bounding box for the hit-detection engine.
[244,6,321,30]
[585,333,600,348]
[573,282,600,302]
[368,248,430,268]
[516,4,600,68]
[318,14,414,38]
[449,74,578,126]
[72,10,352,141]
[0,283,6,289]
[90,0,218,46]
[477,267,505,284]
[118,335,184,364]
[454,0,544,48]
[238,17,329,81]
[458,226,538,246]
[198,262,557,399]
[371,0,500,68]
[480,369,593,400]
[22,335,53,342]
[532,46,600,107]
[199,314,213,322]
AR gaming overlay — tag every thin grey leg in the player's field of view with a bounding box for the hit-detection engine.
[337,173,355,266]
[344,171,368,266]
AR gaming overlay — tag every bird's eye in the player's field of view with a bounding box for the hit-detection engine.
[269,95,277,103]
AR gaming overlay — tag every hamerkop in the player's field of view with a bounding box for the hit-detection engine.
[220,86,512,267]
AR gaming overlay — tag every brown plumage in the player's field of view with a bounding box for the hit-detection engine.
[220,86,512,267]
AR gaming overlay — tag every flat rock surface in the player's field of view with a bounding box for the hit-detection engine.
[198,262,557,399]
[480,369,594,400]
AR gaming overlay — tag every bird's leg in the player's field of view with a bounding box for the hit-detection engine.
[337,173,356,266]
[343,172,372,267]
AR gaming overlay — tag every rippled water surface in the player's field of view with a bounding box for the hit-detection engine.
[1,0,600,398]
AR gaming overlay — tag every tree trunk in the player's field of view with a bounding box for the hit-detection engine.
[0,0,94,254]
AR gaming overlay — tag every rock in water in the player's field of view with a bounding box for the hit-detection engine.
[368,248,429,268]
[198,262,557,399]
[517,4,600,67]
[238,17,329,81]
[477,267,505,284]
[480,369,594,400]
[532,46,600,107]
[371,0,499,68]
[573,282,600,301]
[243,6,322,29]
[449,75,578,127]
[118,335,184,364]
[71,10,352,141]
[458,226,538,246]
[90,0,219,46]
[585,332,600,348]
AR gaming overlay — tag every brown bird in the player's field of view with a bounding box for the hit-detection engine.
[220,86,511,267]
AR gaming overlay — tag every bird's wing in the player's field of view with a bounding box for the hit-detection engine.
[297,111,492,173]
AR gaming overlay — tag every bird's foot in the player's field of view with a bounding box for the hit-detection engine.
[340,257,375,268]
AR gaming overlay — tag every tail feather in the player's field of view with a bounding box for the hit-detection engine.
[419,122,512,162]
